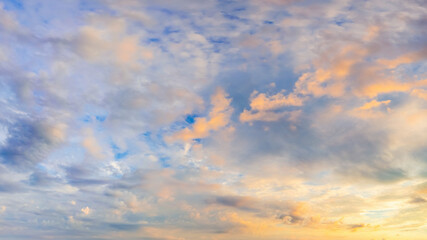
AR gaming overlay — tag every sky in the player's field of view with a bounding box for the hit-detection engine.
[0,0,427,239]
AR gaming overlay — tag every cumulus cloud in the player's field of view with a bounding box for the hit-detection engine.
[240,90,303,123]
[81,206,91,215]
[167,88,233,142]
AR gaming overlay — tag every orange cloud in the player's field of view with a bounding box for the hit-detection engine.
[360,80,410,98]
[359,79,427,98]
[411,89,427,100]
[240,90,303,123]
[357,99,391,111]
[219,211,276,235]
[294,44,427,100]
[167,88,233,142]
[294,44,369,98]
[249,91,303,111]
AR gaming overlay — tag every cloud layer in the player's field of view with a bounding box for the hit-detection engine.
[0,0,427,239]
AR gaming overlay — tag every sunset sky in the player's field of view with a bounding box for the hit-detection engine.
[0,0,427,239]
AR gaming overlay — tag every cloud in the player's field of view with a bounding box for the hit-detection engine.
[356,99,391,111]
[81,206,91,215]
[248,91,303,111]
[411,89,427,101]
[339,164,407,184]
[240,90,303,123]
[0,3,23,33]
[377,48,427,69]
[167,88,233,142]
[0,0,427,239]
[278,202,312,225]
[350,99,391,119]
[240,109,288,122]
[358,80,413,98]
[0,120,67,169]
[206,195,258,211]
[409,196,426,204]
[76,21,153,67]
[82,128,104,159]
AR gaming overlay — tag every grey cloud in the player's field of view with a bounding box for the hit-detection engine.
[277,213,304,225]
[409,196,426,204]
[337,163,407,184]
[0,120,56,170]
[205,195,259,212]
[107,222,142,231]
[27,169,62,186]
[64,165,111,187]
[0,180,25,193]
